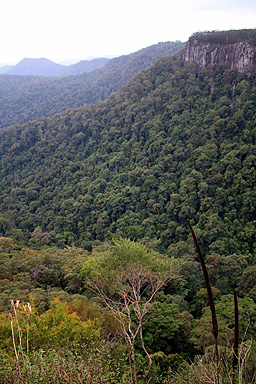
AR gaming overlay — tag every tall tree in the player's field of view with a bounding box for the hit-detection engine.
[80,238,179,384]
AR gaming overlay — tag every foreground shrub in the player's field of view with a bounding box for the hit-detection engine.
[0,298,101,357]
[0,344,131,384]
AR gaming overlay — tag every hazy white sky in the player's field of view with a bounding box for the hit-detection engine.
[1,0,256,65]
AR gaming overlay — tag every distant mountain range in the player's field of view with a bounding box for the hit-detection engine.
[0,57,111,77]
[0,41,185,128]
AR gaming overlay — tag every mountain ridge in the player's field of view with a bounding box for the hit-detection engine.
[56,58,110,76]
[4,57,111,77]
[6,58,64,77]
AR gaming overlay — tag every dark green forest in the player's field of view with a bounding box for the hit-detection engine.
[0,31,255,383]
[0,41,184,129]
[1,54,256,258]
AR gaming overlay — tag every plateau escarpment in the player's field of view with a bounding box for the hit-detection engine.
[183,29,256,75]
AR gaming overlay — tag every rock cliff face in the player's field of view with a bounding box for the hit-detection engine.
[183,30,256,75]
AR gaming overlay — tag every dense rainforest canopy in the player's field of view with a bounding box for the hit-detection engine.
[0,31,255,383]
[0,53,256,259]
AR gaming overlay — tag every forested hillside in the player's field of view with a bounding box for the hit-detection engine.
[0,41,184,129]
[0,31,255,383]
[1,53,256,257]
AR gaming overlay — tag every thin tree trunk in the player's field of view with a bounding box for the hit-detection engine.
[233,289,239,369]
[187,219,219,361]
[139,324,152,384]
[131,343,137,384]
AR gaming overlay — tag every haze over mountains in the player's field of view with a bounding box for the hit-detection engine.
[0,40,185,78]
[0,57,111,77]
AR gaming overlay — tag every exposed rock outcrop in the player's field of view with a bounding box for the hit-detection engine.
[183,29,256,75]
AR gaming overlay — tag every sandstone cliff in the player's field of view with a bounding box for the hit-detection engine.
[183,29,256,75]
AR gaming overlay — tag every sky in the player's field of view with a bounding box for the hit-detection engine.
[1,0,256,66]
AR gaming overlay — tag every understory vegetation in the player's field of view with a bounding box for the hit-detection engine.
[0,237,255,383]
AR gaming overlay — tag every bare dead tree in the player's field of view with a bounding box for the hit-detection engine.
[187,219,219,361]
[233,289,239,369]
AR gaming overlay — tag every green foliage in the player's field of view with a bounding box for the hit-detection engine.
[80,238,176,300]
[190,295,256,353]
[239,265,256,300]
[32,298,101,349]
[0,239,89,312]
[0,298,100,355]
[142,292,193,357]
